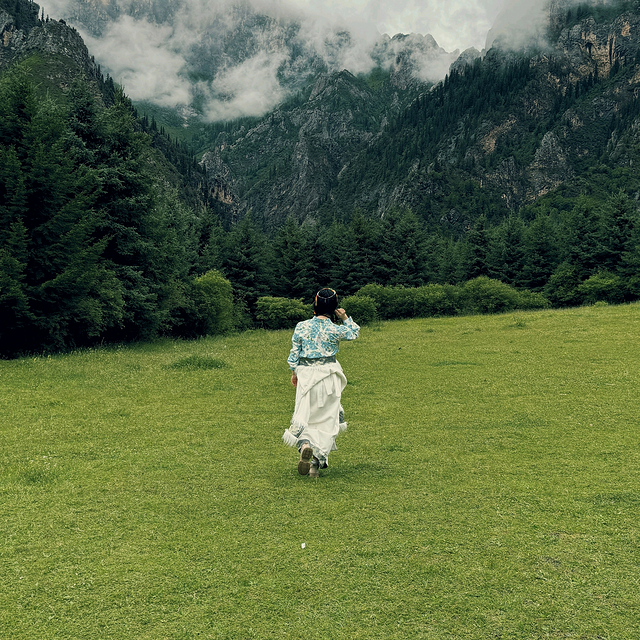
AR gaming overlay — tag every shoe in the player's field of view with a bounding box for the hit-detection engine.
[309,459,319,478]
[298,445,313,475]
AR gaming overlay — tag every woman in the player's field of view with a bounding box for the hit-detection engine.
[283,288,360,478]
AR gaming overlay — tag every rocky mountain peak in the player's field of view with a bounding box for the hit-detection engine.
[1,3,99,82]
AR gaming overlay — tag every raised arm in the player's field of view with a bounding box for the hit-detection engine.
[335,308,360,340]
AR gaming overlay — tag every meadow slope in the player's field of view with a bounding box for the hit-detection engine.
[1,304,639,639]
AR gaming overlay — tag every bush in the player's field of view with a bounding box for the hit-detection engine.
[577,271,626,305]
[460,277,520,314]
[341,295,377,325]
[356,284,396,319]
[545,262,581,307]
[255,297,312,330]
[191,270,235,336]
[355,284,462,320]
[390,287,419,318]
[413,284,460,317]
[355,279,548,320]
[513,289,550,310]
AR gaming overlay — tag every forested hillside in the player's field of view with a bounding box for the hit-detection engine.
[202,1,640,232]
[0,1,229,356]
[2,0,640,357]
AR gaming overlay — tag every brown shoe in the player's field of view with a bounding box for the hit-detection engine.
[298,445,313,475]
[309,459,319,478]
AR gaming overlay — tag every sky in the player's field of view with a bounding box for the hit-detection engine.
[42,0,553,119]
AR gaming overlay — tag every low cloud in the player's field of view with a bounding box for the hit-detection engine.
[202,50,289,120]
[485,0,548,50]
[43,0,572,120]
[80,15,192,106]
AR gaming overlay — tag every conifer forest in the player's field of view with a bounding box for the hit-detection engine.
[3,0,640,356]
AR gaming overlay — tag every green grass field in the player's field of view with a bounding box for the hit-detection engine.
[1,304,639,639]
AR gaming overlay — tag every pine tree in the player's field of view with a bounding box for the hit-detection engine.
[273,217,315,299]
[222,213,273,315]
[0,70,124,353]
[88,87,162,340]
[377,208,427,287]
[487,215,526,286]
[522,212,560,291]
[561,196,607,280]
[458,215,490,282]
[435,236,459,284]
[599,192,639,274]
[329,211,382,294]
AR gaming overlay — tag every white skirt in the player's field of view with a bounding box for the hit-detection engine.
[282,361,348,465]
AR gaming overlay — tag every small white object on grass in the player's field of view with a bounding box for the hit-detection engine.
[301,543,306,549]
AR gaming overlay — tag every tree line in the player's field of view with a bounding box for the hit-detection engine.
[2,63,640,358]
[227,195,640,311]
[0,67,222,356]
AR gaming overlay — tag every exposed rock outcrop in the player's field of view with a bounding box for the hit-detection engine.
[527,131,574,197]
[1,8,100,82]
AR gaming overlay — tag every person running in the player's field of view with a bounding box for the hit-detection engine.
[282,288,360,478]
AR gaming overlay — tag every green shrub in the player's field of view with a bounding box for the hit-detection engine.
[545,262,581,307]
[390,287,418,318]
[230,293,254,332]
[413,284,460,317]
[460,277,520,314]
[356,284,396,319]
[356,280,547,319]
[341,295,377,325]
[255,297,312,330]
[355,284,431,319]
[513,289,551,310]
[191,270,235,336]
[577,271,626,305]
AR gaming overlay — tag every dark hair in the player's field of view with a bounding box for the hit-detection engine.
[314,288,338,317]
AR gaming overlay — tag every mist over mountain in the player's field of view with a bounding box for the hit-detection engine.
[4,0,640,357]
[37,0,627,123]
[38,0,478,120]
[186,0,640,232]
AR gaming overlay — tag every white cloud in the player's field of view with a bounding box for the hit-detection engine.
[485,0,548,49]
[79,15,193,106]
[43,0,562,119]
[202,50,289,120]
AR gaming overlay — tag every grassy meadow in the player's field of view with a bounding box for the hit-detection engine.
[1,304,639,639]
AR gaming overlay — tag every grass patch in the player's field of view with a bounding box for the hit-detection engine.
[166,355,229,370]
[1,306,640,638]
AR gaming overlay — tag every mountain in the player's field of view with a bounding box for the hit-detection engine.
[47,0,457,119]
[0,0,100,84]
[9,0,640,236]
[0,0,225,356]
[194,0,640,233]
[4,0,640,358]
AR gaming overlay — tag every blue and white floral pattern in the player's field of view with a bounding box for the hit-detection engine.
[287,317,360,371]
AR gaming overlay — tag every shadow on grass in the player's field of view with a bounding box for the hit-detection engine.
[16,459,59,485]
[165,356,228,370]
[281,462,391,483]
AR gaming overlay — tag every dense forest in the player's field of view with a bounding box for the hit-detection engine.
[2,0,640,357]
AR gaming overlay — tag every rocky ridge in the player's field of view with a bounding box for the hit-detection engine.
[1,6,101,84]
[198,1,640,231]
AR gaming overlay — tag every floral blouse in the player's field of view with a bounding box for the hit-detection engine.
[288,317,360,371]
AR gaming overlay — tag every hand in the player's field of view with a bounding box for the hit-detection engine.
[335,308,348,321]
[291,373,298,387]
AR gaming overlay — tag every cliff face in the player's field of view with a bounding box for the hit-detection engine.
[201,4,640,230]
[201,69,420,230]
[0,5,100,84]
[477,7,640,207]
